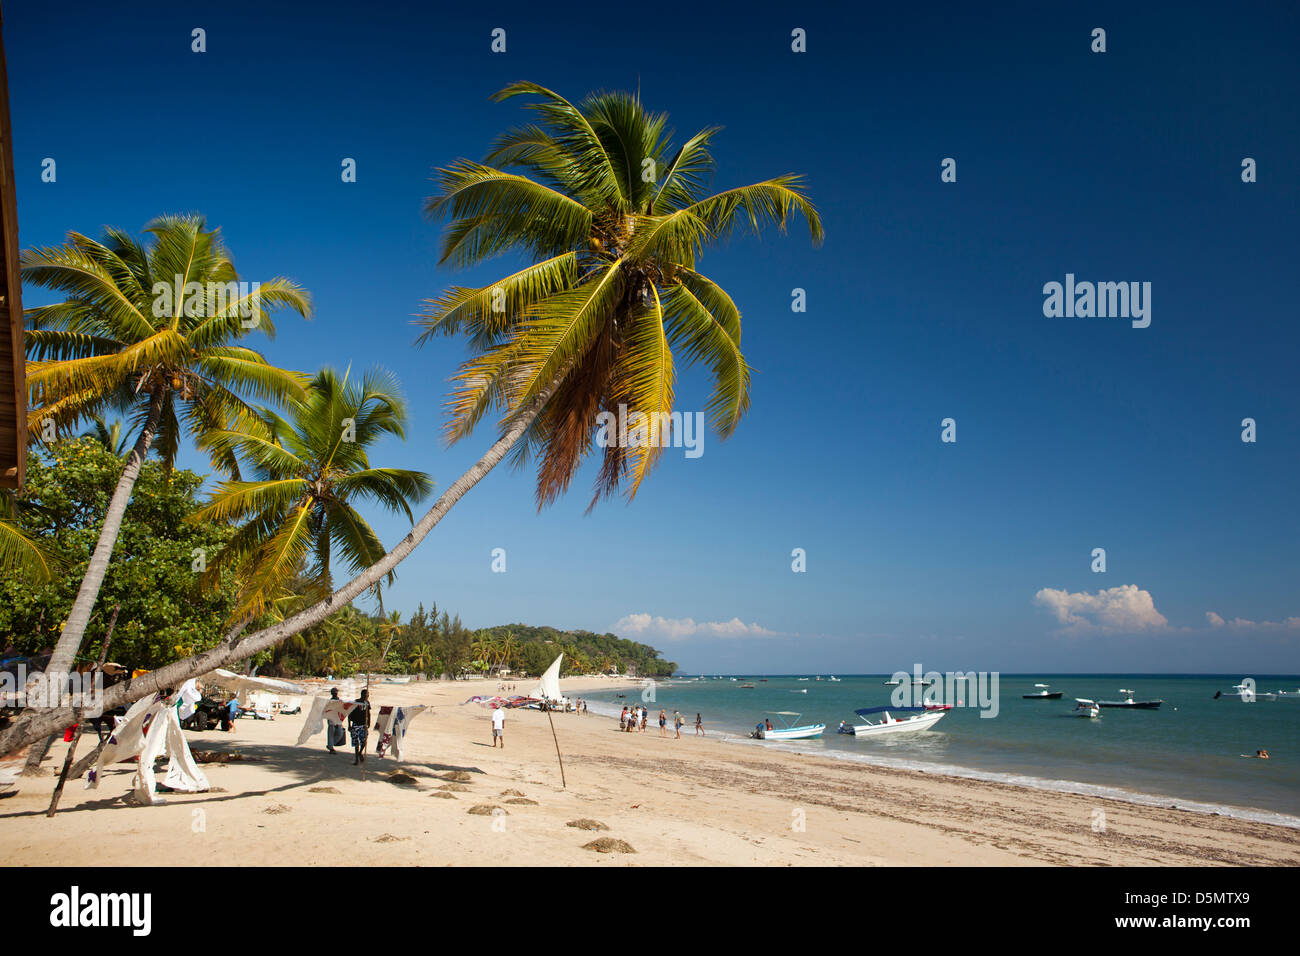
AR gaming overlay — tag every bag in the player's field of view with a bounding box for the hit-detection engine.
[330,724,346,747]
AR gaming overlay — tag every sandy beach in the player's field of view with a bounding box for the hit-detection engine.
[2,676,1298,867]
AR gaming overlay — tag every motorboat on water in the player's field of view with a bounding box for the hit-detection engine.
[1073,698,1101,719]
[1098,689,1163,709]
[752,712,825,740]
[739,683,755,689]
[839,706,946,737]
[1023,683,1063,700]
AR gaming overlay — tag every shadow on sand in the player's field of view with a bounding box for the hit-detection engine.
[0,732,486,820]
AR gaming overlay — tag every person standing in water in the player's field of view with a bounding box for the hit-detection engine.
[695,713,704,736]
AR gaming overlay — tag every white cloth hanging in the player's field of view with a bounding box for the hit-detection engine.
[85,691,209,804]
[373,705,428,761]
[295,697,358,746]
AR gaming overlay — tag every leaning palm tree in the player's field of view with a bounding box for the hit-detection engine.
[193,367,433,618]
[0,83,819,758]
[20,214,311,686]
[419,81,822,506]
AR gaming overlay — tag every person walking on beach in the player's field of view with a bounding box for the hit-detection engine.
[695,713,704,737]
[674,710,683,739]
[349,689,371,766]
[641,706,648,732]
[619,705,628,730]
[326,688,341,753]
[491,705,506,748]
[659,709,667,737]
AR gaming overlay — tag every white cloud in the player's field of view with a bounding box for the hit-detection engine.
[1205,611,1300,632]
[1033,584,1169,634]
[615,613,779,641]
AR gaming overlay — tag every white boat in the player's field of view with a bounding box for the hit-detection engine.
[1073,698,1100,719]
[754,712,825,740]
[828,676,840,682]
[1276,689,1300,699]
[527,654,569,709]
[841,706,946,736]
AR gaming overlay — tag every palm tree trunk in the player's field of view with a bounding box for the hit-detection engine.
[41,389,166,681]
[0,397,544,759]
[21,389,167,774]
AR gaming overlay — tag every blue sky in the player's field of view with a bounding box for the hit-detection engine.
[9,1,1299,672]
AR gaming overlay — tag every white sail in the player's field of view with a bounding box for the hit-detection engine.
[529,654,565,703]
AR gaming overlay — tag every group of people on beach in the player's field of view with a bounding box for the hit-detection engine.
[618,705,704,738]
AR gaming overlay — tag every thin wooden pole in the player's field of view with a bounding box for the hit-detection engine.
[47,605,119,817]
[545,705,566,790]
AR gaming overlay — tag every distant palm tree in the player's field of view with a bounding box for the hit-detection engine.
[81,417,133,458]
[470,632,494,674]
[21,214,311,684]
[407,643,438,675]
[193,367,432,617]
[499,630,519,672]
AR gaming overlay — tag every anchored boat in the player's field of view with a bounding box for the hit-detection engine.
[1073,698,1101,719]
[1098,689,1163,709]
[840,706,946,737]
[1023,683,1063,700]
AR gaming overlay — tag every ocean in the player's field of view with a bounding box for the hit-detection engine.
[578,674,1300,826]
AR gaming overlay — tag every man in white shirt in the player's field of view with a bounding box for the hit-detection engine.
[491,706,505,748]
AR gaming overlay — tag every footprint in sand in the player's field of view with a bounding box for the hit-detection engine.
[430,791,457,799]
[308,786,341,794]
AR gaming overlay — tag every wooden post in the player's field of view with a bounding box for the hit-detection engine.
[47,605,119,817]
[545,705,566,790]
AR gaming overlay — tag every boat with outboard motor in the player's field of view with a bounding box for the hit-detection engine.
[1073,698,1101,719]
[1098,689,1163,709]
[838,706,946,737]
[751,712,825,740]
[1023,683,1063,700]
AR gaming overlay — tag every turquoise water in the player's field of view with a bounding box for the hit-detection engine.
[580,675,1300,825]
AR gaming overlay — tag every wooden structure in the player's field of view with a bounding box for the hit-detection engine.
[0,5,25,489]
